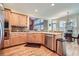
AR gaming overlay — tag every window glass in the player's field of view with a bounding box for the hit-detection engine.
[52,21,57,31]
[59,21,66,31]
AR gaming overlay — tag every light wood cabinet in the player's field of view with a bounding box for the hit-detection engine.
[35,33,45,44]
[4,8,11,21]
[10,34,19,46]
[4,40,10,48]
[19,15,27,26]
[10,33,27,46]
[10,12,19,26]
[19,33,27,44]
[10,12,27,26]
[27,33,45,44]
[27,33,35,43]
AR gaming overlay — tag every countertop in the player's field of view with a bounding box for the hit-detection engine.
[10,31,63,35]
[26,31,62,35]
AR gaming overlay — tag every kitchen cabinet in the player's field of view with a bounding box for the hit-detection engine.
[10,33,27,46]
[10,12,19,26]
[10,12,27,27]
[19,33,27,44]
[35,33,45,44]
[4,8,11,21]
[27,33,45,44]
[27,33,35,43]
[3,40,10,48]
[19,14,27,26]
[10,33,19,46]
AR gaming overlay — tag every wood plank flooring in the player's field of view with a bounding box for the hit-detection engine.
[0,44,58,56]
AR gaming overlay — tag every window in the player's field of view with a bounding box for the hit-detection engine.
[34,19,44,31]
[59,21,66,31]
[52,21,57,31]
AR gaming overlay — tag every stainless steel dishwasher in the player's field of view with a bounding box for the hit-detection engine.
[45,34,55,51]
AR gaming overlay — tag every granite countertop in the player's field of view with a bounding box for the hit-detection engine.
[26,31,62,35]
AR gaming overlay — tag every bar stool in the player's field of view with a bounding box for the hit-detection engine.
[64,33,72,42]
[77,34,79,44]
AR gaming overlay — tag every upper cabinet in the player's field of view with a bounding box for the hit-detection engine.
[10,12,27,27]
[18,14,27,27]
[4,8,28,27]
[4,8,11,22]
[10,12,19,26]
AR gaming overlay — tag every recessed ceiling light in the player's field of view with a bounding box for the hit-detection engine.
[35,9,38,12]
[51,3,55,6]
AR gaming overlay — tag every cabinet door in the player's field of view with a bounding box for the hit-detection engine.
[27,33,45,44]
[23,33,27,43]
[4,40,10,48]
[19,33,27,44]
[27,33,35,43]
[35,33,42,43]
[4,9,11,21]
[10,35,19,46]
[19,15,27,26]
[35,33,45,44]
[10,13,19,26]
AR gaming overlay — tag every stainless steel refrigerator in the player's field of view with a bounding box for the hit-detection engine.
[0,4,4,49]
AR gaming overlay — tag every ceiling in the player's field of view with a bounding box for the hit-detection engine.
[3,3,79,19]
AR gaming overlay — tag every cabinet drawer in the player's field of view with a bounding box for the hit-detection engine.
[10,36,19,46]
[4,40,10,48]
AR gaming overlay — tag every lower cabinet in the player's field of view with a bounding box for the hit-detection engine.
[4,40,10,48]
[10,33,27,46]
[19,33,27,44]
[10,35,20,46]
[3,33,27,48]
[27,33,45,44]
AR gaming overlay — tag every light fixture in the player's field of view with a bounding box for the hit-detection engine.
[35,9,38,12]
[51,3,55,6]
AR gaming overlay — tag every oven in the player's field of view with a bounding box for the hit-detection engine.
[4,30,9,40]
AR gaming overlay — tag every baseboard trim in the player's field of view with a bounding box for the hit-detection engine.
[1,43,26,50]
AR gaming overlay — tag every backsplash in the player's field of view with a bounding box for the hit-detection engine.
[11,26,27,32]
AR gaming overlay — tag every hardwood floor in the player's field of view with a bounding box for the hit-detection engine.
[0,44,58,56]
